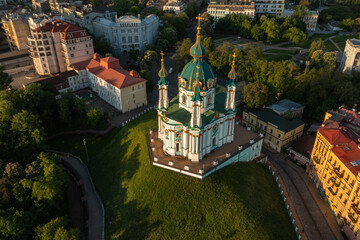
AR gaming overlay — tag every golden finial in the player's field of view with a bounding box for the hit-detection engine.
[160,51,164,63]
[158,51,168,78]
[195,13,204,35]
[232,52,236,65]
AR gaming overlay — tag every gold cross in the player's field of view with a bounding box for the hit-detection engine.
[196,13,204,27]
[232,52,236,60]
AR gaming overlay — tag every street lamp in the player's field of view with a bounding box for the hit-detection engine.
[83,138,89,163]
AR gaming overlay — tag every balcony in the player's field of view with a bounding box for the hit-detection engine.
[352,204,360,214]
[349,214,358,223]
[333,167,343,178]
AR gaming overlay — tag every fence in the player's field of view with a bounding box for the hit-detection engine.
[121,105,156,127]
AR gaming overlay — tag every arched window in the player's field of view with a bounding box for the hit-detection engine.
[182,94,186,104]
[207,95,211,105]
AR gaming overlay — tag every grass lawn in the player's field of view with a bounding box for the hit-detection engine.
[282,33,337,49]
[264,49,296,55]
[338,42,346,51]
[324,40,338,51]
[264,54,292,61]
[212,35,230,40]
[331,34,358,43]
[48,111,297,240]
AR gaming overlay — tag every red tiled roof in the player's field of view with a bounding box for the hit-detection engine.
[332,141,360,175]
[318,128,352,146]
[33,21,89,40]
[72,54,146,89]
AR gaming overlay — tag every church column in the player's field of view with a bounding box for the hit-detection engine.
[189,133,193,153]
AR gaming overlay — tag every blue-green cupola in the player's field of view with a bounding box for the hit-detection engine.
[179,14,216,92]
[227,52,237,87]
[191,65,203,102]
[158,51,168,86]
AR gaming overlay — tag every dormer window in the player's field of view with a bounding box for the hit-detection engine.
[67,34,73,38]
[80,32,86,36]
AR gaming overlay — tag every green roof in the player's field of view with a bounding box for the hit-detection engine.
[164,90,231,128]
[250,108,304,133]
[180,58,215,91]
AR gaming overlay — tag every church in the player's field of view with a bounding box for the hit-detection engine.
[156,16,237,162]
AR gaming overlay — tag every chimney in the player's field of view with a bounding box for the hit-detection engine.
[93,53,101,60]
[130,70,139,78]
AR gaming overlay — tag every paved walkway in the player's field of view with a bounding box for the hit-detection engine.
[264,149,338,240]
[51,151,105,240]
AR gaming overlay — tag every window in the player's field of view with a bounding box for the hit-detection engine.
[207,95,211,105]
[278,134,280,138]
[270,129,273,134]
[87,50,89,54]
[71,54,74,57]
[277,140,279,145]
[122,37,126,43]
[133,94,135,98]
[182,94,186,104]
[128,37,132,43]
[135,36,139,42]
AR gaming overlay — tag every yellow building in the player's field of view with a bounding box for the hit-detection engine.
[309,110,360,236]
[242,109,304,152]
[1,14,30,51]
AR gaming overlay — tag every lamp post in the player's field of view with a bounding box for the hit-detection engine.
[83,138,89,163]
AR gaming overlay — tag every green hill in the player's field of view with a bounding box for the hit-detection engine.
[49,111,297,240]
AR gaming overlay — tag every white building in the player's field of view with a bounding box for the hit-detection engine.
[254,0,284,17]
[339,39,360,73]
[60,5,117,33]
[283,9,318,31]
[92,14,159,55]
[0,0,6,6]
[28,20,94,75]
[163,1,186,14]
[207,0,255,20]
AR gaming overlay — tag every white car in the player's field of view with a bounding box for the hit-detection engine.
[168,67,173,74]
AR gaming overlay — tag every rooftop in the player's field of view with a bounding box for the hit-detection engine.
[72,54,146,89]
[290,134,316,157]
[267,99,303,115]
[249,108,304,133]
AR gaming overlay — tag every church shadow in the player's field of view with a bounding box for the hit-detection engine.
[104,141,161,240]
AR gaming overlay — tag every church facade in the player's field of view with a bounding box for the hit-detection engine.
[156,18,237,162]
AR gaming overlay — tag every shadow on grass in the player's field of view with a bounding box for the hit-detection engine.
[104,141,161,240]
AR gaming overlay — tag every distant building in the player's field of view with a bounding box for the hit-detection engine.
[49,0,83,12]
[163,1,186,14]
[308,108,360,237]
[339,39,360,73]
[60,5,117,33]
[283,9,318,31]
[328,20,342,31]
[254,0,284,17]
[1,13,31,51]
[242,108,304,152]
[33,70,77,93]
[287,134,316,166]
[267,99,304,119]
[92,14,159,55]
[0,0,6,6]
[146,0,167,10]
[28,20,94,75]
[207,0,255,21]
[71,54,148,112]
[32,0,51,12]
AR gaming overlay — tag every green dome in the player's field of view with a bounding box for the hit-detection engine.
[190,40,206,58]
[179,58,216,91]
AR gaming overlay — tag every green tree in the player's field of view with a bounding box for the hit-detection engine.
[0,208,33,240]
[202,36,215,54]
[87,107,103,128]
[54,227,80,240]
[243,81,272,108]
[309,39,326,58]
[114,0,131,15]
[0,177,14,208]
[342,18,355,31]
[129,6,140,16]
[185,0,199,18]
[251,24,264,41]
[0,66,12,90]
[208,41,235,76]
[35,217,67,240]
[200,12,214,35]
[20,153,68,203]
[161,27,178,46]
[284,27,307,45]
[261,18,281,40]
[58,92,86,126]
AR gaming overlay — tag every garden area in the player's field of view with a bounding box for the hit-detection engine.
[48,111,297,240]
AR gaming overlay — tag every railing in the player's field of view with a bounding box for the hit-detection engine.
[313,156,320,164]
[328,186,338,196]
[352,204,360,215]
[348,214,358,223]
[329,177,340,187]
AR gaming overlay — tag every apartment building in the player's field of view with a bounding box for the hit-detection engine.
[207,0,255,20]
[28,20,94,75]
[71,54,148,112]
[283,9,318,31]
[92,14,159,55]
[339,39,360,73]
[60,5,117,33]
[309,108,360,236]
[242,108,304,152]
[1,13,30,51]
[32,0,51,12]
[49,0,83,12]
[254,0,284,17]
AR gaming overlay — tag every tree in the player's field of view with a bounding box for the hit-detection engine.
[129,5,140,16]
[208,41,235,76]
[35,217,67,240]
[342,18,355,31]
[202,37,215,54]
[3,162,23,179]
[251,24,264,41]
[0,177,14,208]
[0,66,12,90]
[140,70,154,93]
[114,0,131,16]
[58,92,86,126]
[243,81,272,108]
[261,18,281,40]
[161,27,178,46]
[129,45,138,62]
[200,12,214,36]
[20,153,68,203]
[54,227,80,240]
[87,107,103,128]
[309,39,326,58]
[293,5,308,19]
[284,27,307,45]
[185,0,199,18]
[11,110,45,159]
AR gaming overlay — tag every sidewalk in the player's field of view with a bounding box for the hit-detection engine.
[288,160,344,240]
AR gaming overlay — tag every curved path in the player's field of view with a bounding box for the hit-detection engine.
[51,151,105,240]
[265,150,337,240]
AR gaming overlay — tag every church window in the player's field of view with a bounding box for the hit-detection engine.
[212,137,216,146]
[165,129,169,136]
[176,142,180,152]
[182,94,186,104]
[175,131,181,138]
[207,95,211,105]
